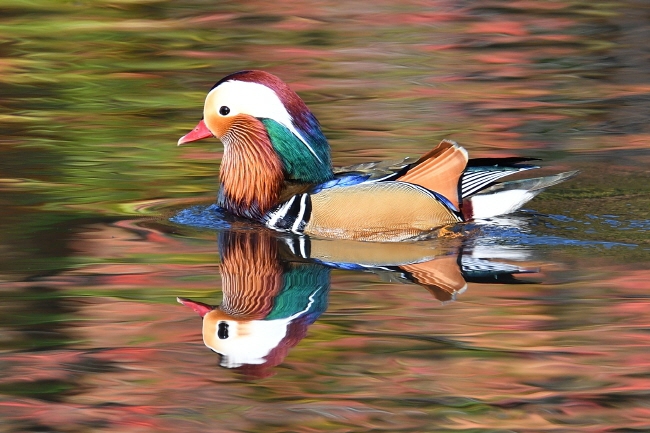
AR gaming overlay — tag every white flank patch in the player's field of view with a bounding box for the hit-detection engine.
[207,80,322,162]
[470,189,536,219]
[469,244,532,261]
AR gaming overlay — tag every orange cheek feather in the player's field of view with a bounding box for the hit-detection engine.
[204,109,236,140]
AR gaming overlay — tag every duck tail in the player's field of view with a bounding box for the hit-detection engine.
[462,170,579,220]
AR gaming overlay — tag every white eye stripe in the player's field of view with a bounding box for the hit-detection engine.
[206,80,322,163]
[207,80,290,122]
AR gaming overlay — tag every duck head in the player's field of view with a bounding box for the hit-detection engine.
[178,70,334,219]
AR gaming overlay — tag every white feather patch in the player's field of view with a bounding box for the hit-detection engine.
[208,318,291,368]
[470,190,536,219]
[207,288,321,368]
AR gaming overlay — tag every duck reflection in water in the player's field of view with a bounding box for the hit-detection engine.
[179,227,534,377]
[178,229,329,377]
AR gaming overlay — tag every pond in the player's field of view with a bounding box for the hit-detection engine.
[1,1,649,431]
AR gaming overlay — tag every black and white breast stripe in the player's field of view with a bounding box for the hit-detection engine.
[264,193,312,233]
[282,234,311,259]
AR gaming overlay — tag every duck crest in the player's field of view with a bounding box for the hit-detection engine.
[215,70,333,183]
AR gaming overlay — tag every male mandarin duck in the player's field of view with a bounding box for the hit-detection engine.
[178,70,576,241]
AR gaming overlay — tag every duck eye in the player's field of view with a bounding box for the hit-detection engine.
[219,106,230,116]
[217,322,229,340]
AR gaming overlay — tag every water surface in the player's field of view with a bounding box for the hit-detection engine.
[1,1,649,432]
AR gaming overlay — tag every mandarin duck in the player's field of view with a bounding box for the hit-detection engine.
[178,70,577,241]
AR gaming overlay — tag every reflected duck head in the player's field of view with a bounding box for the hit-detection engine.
[177,296,312,375]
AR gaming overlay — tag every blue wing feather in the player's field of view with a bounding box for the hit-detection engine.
[311,173,371,193]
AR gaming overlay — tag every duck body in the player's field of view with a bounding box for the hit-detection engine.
[179,70,576,241]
